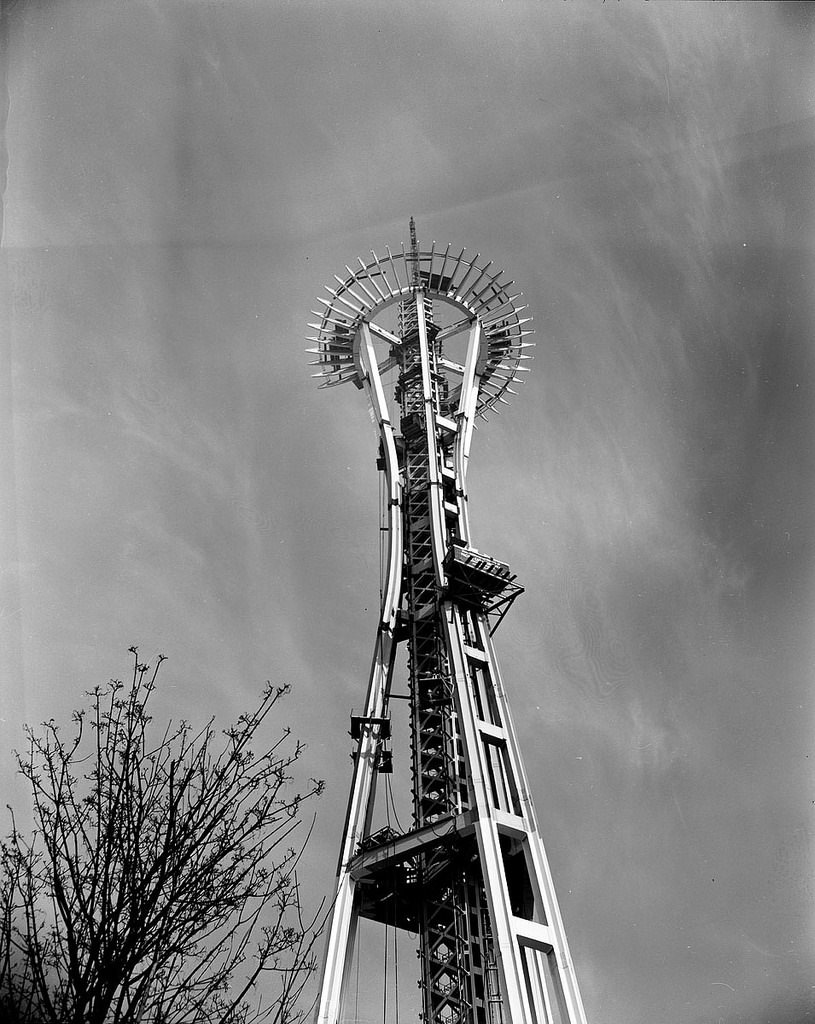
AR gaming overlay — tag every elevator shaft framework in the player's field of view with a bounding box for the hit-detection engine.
[309,227,588,1024]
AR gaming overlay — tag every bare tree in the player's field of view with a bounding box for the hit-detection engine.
[0,649,324,1024]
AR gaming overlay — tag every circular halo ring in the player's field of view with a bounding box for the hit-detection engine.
[307,243,534,417]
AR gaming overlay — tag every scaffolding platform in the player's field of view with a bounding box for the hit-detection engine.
[444,543,522,601]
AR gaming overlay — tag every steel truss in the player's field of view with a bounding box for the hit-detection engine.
[310,227,588,1024]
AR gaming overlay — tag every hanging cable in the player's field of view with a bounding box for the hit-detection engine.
[354,921,361,1024]
[383,761,392,829]
[383,916,389,1024]
[385,773,404,833]
[394,918,400,1024]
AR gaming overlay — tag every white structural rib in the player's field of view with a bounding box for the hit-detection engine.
[313,324,403,1024]
[441,312,588,1024]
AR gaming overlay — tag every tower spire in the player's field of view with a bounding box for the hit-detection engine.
[308,232,587,1024]
[409,215,420,287]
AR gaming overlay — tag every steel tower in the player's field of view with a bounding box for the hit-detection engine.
[309,222,587,1024]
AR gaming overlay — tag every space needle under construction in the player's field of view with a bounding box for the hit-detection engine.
[308,221,588,1024]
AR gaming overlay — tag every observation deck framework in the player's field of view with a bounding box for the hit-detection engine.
[309,223,588,1024]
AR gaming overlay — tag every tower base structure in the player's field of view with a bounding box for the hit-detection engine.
[308,226,588,1024]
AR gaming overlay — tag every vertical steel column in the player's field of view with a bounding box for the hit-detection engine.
[314,324,403,1024]
[435,320,588,1024]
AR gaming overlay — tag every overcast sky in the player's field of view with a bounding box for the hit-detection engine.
[1,2,814,1022]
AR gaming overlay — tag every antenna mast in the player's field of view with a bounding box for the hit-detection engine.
[410,215,420,287]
